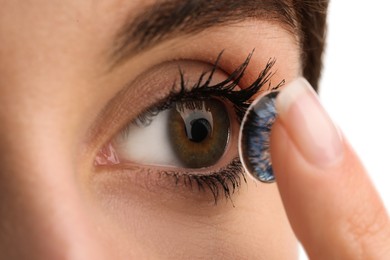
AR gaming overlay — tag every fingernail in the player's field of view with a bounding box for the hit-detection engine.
[276,78,344,168]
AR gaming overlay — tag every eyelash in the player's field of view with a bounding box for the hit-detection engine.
[125,51,284,204]
[162,158,245,205]
[135,51,284,126]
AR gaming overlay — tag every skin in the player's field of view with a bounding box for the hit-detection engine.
[0,1,388,260]
[0,0,298,259]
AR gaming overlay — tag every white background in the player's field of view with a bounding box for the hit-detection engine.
[300,1,390,258]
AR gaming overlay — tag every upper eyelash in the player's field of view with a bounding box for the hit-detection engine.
[135,50,284,126]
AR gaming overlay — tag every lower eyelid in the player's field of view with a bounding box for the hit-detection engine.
[93,155,245,205]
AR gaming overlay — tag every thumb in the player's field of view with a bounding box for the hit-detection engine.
[270,78,390,259]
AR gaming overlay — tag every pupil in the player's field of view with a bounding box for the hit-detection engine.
[189,118,211,143]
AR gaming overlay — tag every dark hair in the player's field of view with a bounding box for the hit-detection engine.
[295,0,329,90]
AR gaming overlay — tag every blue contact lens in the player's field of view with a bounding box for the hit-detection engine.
[239,91,279,183]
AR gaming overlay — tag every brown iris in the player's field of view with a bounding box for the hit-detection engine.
[168,99,230,168]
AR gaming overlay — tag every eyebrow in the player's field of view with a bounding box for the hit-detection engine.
[112,0,296,65]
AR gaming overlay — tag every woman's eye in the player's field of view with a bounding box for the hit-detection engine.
[93,53,281,202]
[105,98,231,169]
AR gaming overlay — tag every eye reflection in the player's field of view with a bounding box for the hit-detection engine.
[109,98,230,168]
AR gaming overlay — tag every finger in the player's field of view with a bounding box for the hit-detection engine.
[270,78,390,259]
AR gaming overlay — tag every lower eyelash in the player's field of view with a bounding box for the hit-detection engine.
[161,158,246,205]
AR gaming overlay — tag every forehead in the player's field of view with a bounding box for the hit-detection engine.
[0,0,299,83]
[0,0,297,52]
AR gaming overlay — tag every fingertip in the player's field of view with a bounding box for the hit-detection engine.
[275,77,344,169]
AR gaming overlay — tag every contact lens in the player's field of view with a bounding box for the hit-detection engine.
[238,91,279,183]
